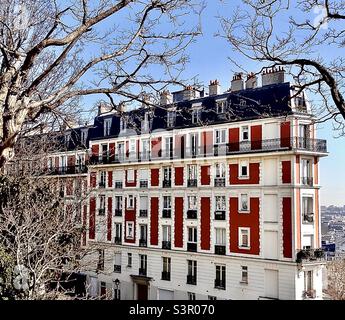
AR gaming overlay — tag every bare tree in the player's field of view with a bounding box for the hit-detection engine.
[219,0,345,135]
[326,259,345,300]
[0,0,204,168]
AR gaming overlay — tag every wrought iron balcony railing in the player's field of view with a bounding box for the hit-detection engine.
[163,180,172,188]
[296,248,325,263]
[115,181,123,189]
[113,265,121,273]
[187,242,197,252]
[88,137,327,166]
[139,209,148,217]
[162,209,171,218]
[140,180,148,188]
[162,241,171,250]
[46,165,88,175]
[214,178,226,187]
[187,209,197,219]
[214,211,226,220]
[114,209,122,217]
[301,177,313,186]
[215,245,226,255]
[139,239,147,247]
[187,179,198,187]
[303,213,314,223]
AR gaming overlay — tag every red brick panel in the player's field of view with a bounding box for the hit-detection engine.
[229,163,260,185]
[109,143,115,162]
[108,171,113,188]
[282,161,292,184]
[201,197,211,250]
[282,197,292,258]
[150,197,159,245]
[89,197,96,240]
[174,167,184,186]
[174,197,184,248]
[201,165,211,185]
[251,125,262,150]
[229,128,240,152]
[280,121,291,148]
[151,168,160,187]
[229,197,260,255]
[107,197,112,241]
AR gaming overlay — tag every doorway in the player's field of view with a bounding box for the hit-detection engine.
[137,284,148,300]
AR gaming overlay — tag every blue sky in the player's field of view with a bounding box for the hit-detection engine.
[82,0,344,205]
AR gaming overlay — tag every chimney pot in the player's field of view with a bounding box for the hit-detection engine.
[231,73,244,92]
[209,79,221,96]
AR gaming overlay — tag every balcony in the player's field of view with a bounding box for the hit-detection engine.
[139,239,147,247]
[214,178,225,187]
[114,265,121,273]
[163,180,171,188]
[215,245,226,255]
[161,271,171,281]
[187,210,197,219]
[214,279,226,290]
[187,179,198,188]
[162,209,171,218]
[114,236,122,245]
[139,210,148,218]
[98,182,106,188]
[114,209,122,217]
[115,182,123,189]
[46,165,88,175]
[301,177,313,186]
[139,268,147,276]
[214,211,226,220]
[296,248,325,263]
[187,242,197,252]
[162,241,171,250]
[98,208,105,215]
[140,180,148,188]
[303,213,314,223]
[186,275,197,285]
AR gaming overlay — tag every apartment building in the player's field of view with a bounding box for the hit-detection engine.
[27,68,328,300]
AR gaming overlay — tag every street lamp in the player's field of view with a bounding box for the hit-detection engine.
[113,278,120,300]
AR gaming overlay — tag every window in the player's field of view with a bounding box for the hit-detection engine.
[240,194,249,212]
[239,161,249,177]
[162,225,171,242]
[127,195,135,209]
[142,112,150,132]
[114,170,123,183]
[100,281,107,297]
[188,227,197,243]
[139,254,147,275]
[165,137,173,158]
[187,260,197,280]
[104,119,112,136]
[241,266,248,284]
[190,133,198,156]
[115,196,123,210]
[127,253,132,267]
[127,169,135,182]
[120,118,127,132]
[241,126,249,141]
[139,196,148,210]
[99,195,106,215]
[301,159,312,185]
[167,110,176,128]
[163,167,172,181]
[65,132,71,145]
[162,257,171,272]
[188,164,197,180]
[215,228,226,245]
[48,158,53,170]
[61,155,66,168]
[304,270,313,292]
[163,196,171,209]
[215,196,226,211]
[81,129,88,145]
[302,197,314,223]
[115,224,122,238]
[117,142,125,160]
[215,129,226,144]
[188,195,197,210]
[126,221,134,239]
[129,139,136,157]
[215,163,225,178]
[239,228,250,249]
[188,292,196,300]
[215,265,226,289]
[208,295,217,300]
[141,139,150,159]
[100,171,106,187]
[192,108,201,124]
[114,252,122,273]
[216,100,226,114]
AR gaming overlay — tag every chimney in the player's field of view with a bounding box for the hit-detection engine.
[245,73,257,89]
[262,66,285,86]
[231,73,244,92]
[98,102,112,115]
[209,80,221,96]
[160,90,173,106]
[183,85,195,101]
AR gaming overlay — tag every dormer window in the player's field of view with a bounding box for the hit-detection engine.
[120,117,127,132]
[65,132,71,145]
[167,110,176,128]
[104,119,112,136]
[191,108,202,124]
[216,100,226,114]
[142,112,150,132]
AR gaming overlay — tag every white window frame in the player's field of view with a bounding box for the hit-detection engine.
[239,194,249,212]
[127,253,132,268]
[188,227,197,243]
[104,119,112,136]
[162,225,171,242]
[239,227,250,249]
[167,110,176,128]
[127,168,135,182]
[127,194,135,209]
[216,100,226,114]
[241,126,249,141]
[129,139,136,156]
[139,196,148,210]
[188,164,198,180]
[215,163,225,178]
[215,129,226,144]
[239,161,249,178]
[163,196,171,209]
[188,195,198,210]
[241,266,248,284]
[215,228,226,245]
[126,221,134,239]
[191,108,201,124]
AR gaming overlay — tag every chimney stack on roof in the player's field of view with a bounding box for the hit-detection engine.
[209,79,221,96]
[231,73,244,92]
[245,73,257,89]
[262,66,285,86]
[160,90,173,106]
